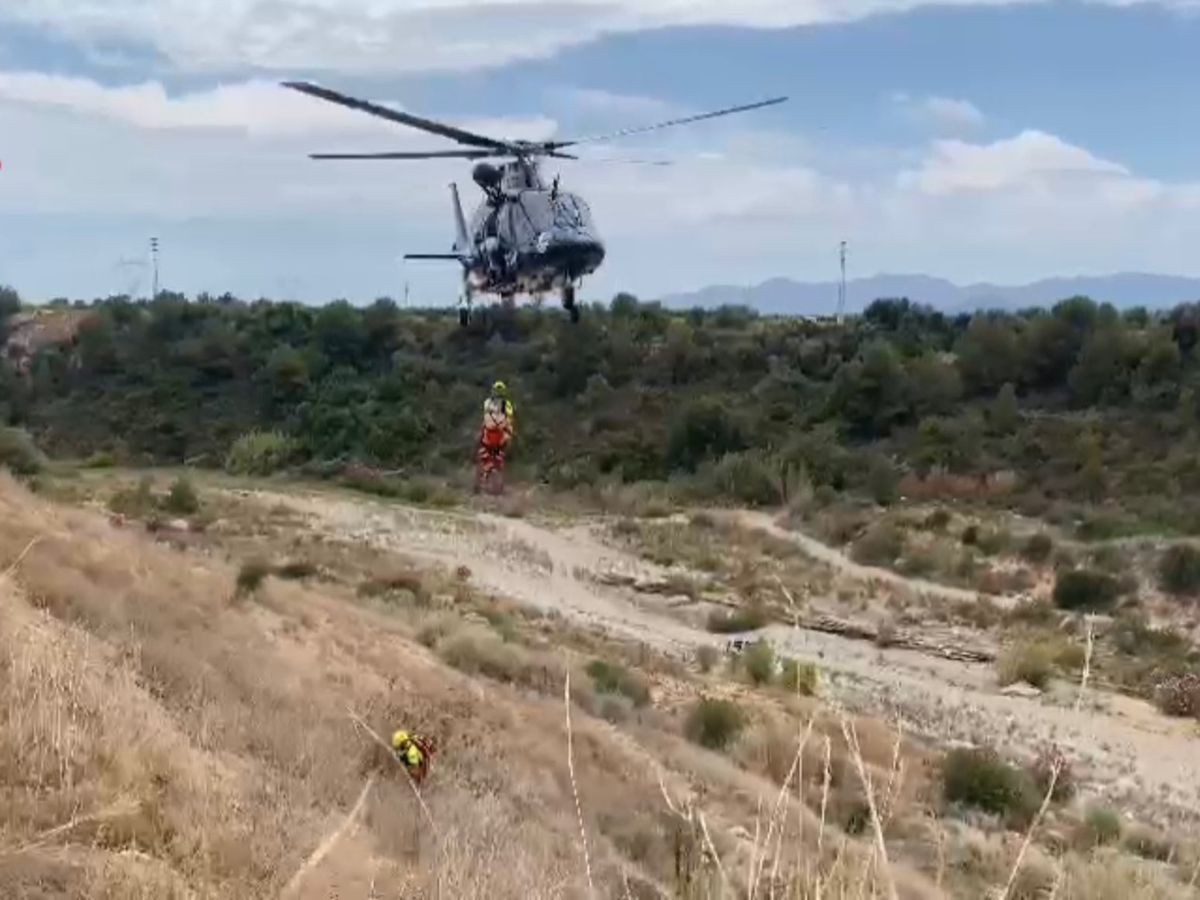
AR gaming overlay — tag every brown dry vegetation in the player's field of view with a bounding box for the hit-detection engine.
[2,474,1198,899]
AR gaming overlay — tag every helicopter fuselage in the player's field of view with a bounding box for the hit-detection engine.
[459,159,604,299]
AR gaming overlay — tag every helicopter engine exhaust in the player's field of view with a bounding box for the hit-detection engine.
[472,163,501,191]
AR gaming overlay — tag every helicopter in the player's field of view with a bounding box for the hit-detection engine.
[282,81,787,325]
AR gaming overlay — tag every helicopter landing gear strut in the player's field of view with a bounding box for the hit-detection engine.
[562,283,579,323]
[458,280,473,327]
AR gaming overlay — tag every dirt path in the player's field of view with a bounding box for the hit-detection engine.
[240,488,1200,829]
[721,509,1009,608]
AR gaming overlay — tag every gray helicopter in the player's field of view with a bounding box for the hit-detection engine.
[282,81,787,325]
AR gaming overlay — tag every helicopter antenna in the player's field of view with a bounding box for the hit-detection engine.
[837,240,848,324]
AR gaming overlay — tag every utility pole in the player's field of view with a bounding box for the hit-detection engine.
[837,240,848,324]
[150,237,160,299]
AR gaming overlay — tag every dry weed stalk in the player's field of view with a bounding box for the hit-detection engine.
[750,716,815,895]
[838,714,899,900]
[279,774,377,900]
[564,668,596,898]
[2,536,41,579]
[1002,617,1095,899]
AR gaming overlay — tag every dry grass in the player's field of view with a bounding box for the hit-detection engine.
[1,473,1195,899]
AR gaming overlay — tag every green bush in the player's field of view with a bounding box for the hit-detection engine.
[1021,533,1055,564]
[586,659,651,708]
[851,520,905,566]
[923,508,952,532]
[779,658,819,696]
[996,641,1056,689]
[741,639,775,686]
[1157,544,1200,596]
[439,628,529,684]
[706,606,767,634]
[274,560,318,580]
[975,527,1012,556]
[225,429,297,476]
[162,476,200,515]
[1052,569,1121,612]
[941,747,1039,825]
[867,456,899,506]
[1122,825,1175,862]
[108,476,156,518]
[696,645,720,673]
[81,450,116,469]
[683,697,746,751]
[0,427,45,476]
[702,451,782,506]
[235,558,272,598]
[1081,806,1122,847]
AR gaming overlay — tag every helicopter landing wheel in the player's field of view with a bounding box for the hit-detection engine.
[562,284,578,322]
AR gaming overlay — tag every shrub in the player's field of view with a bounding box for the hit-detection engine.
[163,476,200,515]
[274,560,318,581]
[961,524,979,546]
[1020,533,1055,564]
[683,697,746,751]
[704,451,783,506]
[108,476,156,518]
[1052,569,1121,612]
[696,645,720,673]
[741,640,775,686]
[975,527,1012,556]
[81,450,116,469]
[1153,672,1200,718]
[439,628,528,683]
[923,508,952,531]
[867,456,899,506]
[225,429,297,476]
[1123,825,1175,862]
[941,747,1039,825]
[1157,544,1200,596]
[851,520,905,566]
[779,658,818,696]
[586,659,650,708]
[1030,745,1075,802]
[706,606,766,634]
[997,641,1056,689]
[0,427,45,476]
[1081,806,1122,847]
[235,558,271,598]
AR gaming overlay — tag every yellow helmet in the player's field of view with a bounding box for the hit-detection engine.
[391,730,410,750]
[492,380,508,395]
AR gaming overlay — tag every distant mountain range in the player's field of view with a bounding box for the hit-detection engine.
[659,273,1200,316]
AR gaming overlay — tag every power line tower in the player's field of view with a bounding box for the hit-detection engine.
[150,237,160,299]
[836,240,848,324]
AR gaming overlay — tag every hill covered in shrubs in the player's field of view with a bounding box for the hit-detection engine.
[4,288,1200,529]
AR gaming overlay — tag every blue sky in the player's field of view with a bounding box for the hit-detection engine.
[2,1,1199,307]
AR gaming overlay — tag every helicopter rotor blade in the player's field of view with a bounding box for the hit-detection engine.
[571,157,673,166]
[309,150,499,160]
[544,95,788,150]
[282,81,509,150]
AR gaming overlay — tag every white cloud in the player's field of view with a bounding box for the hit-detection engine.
[4,0,1192,75]
[894,93,986,131]
[3,73,1200,303]
[0,71,557,141]
[898,130,1129,194]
